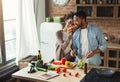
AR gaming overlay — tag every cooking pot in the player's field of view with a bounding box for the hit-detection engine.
[95,68,115,77]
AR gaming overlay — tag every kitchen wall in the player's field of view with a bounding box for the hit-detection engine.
[88,19,120,43]
[46,0,120,43]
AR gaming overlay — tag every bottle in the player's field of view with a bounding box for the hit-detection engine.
[79,0,83,4]
[37,50,42,60]
[82,0,86,4]
[99,0,103,4]
[90,0,93,4]
[84,63,87,74]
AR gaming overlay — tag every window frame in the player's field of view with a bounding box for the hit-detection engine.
[0,0,16,68]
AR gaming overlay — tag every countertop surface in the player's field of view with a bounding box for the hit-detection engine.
[107,43,120,49]
[12,66,86,82]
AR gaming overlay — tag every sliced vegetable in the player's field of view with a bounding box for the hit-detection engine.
[52,61,62,65]
[48,65,57,70]
[36,67,47,72]
[77,59,84,69]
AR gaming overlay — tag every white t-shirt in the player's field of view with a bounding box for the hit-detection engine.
[80,28,89,58]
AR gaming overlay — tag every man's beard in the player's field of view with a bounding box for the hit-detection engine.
[78,23,82,28]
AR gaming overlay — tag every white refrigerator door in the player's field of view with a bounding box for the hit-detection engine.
[40,22,62,61]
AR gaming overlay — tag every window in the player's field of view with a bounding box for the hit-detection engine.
[0,0,17,67]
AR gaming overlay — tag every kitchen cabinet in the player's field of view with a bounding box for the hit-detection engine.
[40,22,62,61]
[76,0,120,19]
[101,43,120,70]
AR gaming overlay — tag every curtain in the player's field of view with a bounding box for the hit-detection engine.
[34,0,45,43]
[0,45,2,63]
[16,0,40,64]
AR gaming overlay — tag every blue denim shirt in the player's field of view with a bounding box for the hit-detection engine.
[72,24,107,65]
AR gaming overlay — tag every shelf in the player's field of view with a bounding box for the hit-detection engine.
[76,0,120,19]
[76,4,119,6]
[107,58,118,60]
[76,0,120,4]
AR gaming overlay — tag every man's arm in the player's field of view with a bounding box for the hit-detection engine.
[87,27,107,58]
[87,49,101,58]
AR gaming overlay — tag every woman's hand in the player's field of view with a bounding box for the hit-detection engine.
[70,49,76,57]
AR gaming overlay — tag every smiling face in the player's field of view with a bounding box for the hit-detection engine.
[73,15,83,27]
[63,18,74,32]
[65,18,74,28]
[73,11,87,29]
[63,18,76,33]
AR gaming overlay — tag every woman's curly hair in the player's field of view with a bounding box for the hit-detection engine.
[64,11,75,21]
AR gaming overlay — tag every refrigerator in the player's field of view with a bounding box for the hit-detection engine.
[40,22,62,61]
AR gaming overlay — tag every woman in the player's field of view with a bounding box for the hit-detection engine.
[56,12,77,62]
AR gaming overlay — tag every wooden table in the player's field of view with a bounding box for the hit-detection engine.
[12,66,86,82]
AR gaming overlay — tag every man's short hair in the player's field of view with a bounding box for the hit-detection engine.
[74,11,87,20]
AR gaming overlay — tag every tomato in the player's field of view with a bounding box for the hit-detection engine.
[62,68,67,72]
[63,73,66,77]
[69,72,72,76]
[75,72,79,77]
[55,67,60,73]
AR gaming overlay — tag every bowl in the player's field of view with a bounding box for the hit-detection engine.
[53,16,63,22]
[95,68,115,77]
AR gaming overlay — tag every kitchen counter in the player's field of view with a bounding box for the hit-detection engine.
[107,43,120,49]
[12,66,86,82]
[101,43,120,71]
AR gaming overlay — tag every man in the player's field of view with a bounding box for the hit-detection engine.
[72,11,107,65]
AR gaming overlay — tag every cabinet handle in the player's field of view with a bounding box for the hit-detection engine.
[40,41,48,44]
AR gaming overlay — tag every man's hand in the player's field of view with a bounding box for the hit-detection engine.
[87,49,101,58]
[87,51,94,58]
